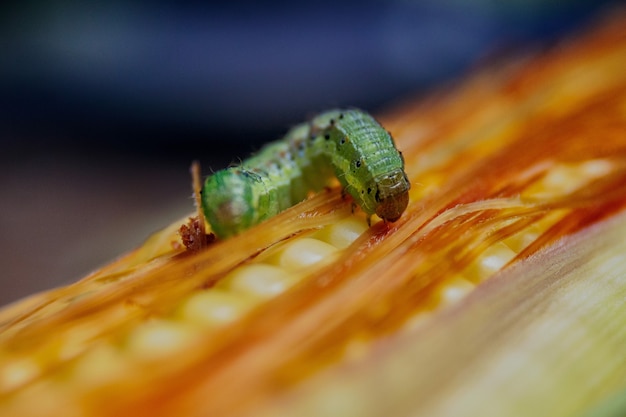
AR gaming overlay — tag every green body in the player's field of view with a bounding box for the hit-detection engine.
[201,109,410,239]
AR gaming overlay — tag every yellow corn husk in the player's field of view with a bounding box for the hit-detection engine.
[2,7,626,417]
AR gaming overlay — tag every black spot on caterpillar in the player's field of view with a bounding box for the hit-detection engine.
[201,109,410,239]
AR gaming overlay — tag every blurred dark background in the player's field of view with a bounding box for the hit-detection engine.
[0,0,620,306]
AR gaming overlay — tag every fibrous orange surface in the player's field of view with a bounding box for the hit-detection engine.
[1,8,626,417]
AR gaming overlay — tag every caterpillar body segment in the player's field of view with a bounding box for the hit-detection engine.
[201,109,410,239]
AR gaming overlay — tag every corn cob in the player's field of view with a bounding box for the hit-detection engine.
[2,8,626,417]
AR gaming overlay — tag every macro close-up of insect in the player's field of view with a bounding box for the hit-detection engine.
[196,108,410,240]
[2,2,626,417]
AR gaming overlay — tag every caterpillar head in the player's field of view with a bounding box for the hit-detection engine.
[373,169,410,222]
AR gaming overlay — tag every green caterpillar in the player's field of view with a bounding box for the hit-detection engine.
[201,109,410,239]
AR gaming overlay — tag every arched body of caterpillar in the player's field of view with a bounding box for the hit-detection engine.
[201,109,410,239]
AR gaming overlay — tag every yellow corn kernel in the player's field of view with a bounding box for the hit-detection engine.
[125,319,196,360]
[176,289,256,327]
[217,264,300,299]
[273,237,339,271]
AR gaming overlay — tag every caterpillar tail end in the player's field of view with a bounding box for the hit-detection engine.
[201,169,260,239]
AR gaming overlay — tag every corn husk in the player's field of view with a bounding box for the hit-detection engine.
[1,7,626,417]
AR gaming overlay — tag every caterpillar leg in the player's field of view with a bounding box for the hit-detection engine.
[340,188,359,215]
[340,188,357,214]
[341,187,348,200]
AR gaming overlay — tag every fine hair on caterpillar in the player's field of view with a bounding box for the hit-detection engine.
[200,109,410,239]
